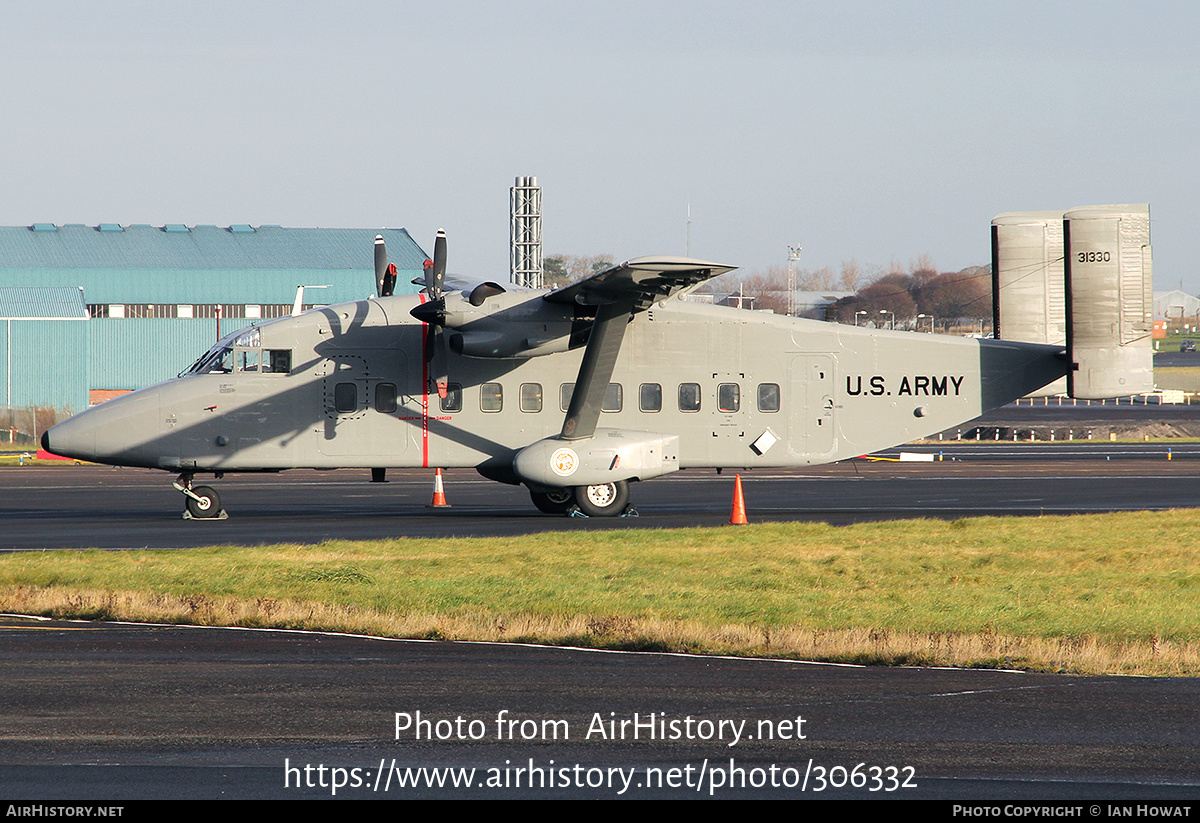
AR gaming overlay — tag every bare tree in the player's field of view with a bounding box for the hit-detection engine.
[542,254,615,288]
[799,265,835,290]
[839,259,862,291]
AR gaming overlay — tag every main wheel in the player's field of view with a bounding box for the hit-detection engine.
[572,480,629,517]
[186,485,222,519]
[530,487,574,515]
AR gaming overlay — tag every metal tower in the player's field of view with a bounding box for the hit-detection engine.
[510,176,543,289]
[786,244,802,317]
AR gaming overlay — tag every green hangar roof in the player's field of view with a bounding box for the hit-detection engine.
[0,286,88,319]
[0,224,428,305]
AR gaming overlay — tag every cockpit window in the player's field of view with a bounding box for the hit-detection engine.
[238,350,260,372]
[234,328,260,348]
[184,345,233,375]
[180,322,283,377]
[263,349,291,374]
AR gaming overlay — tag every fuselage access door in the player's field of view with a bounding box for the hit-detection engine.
[789,354,836,458]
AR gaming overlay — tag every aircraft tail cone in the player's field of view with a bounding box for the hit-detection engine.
[728,473,748,525]
[428,468,451,508]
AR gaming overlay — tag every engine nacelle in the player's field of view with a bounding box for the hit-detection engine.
[513,429,680,488]
[448,325,574,358]
[437,290,583,359]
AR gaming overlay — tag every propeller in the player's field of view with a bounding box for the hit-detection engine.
[374,235,397,297]
[410,229,450,398]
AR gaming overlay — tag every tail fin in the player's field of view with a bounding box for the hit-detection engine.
[1064,204,1153,399]
[991,210,1067,396]
[992,203,1153,399]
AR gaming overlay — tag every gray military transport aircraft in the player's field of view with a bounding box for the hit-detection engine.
[43,204,1153,519]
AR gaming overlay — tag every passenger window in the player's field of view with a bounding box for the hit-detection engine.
[481,382,503,412]
[718,383,740,413]
[678,382,701,412]
[560,383,575,412]
[334,382,357,413]
[639,383,662,412]
[237,350,260,372]
[441,383,462,412]
[375,383,397,414]
[602,383,622,412]
[264,349,291,374]
[520,383,543,413]
[758,383,781,412]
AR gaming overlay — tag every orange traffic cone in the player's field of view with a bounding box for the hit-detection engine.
[728,473,748,525]
[428,468,451,508]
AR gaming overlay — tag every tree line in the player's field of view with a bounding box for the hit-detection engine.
[543,253,993,330]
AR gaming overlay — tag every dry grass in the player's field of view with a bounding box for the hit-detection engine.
[3,584,1196,675]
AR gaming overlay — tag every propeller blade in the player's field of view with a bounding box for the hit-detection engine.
[430,229,447,296]
[374,235,388,297]
[431,333,448,398]
[420,229,450,397]
[423,324,438,362]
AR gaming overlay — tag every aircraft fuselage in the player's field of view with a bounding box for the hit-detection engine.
[45,291,1065,483]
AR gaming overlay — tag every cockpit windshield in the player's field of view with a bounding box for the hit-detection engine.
[183,344,233,375]
[181,327,258,376]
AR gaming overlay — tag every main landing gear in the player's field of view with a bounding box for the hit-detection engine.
[528,480,636,518]
[173,473,227,520]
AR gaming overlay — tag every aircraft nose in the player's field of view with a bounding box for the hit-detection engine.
[43,386,164,466]
[42,412,97,461]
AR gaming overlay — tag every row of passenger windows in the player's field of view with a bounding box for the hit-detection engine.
[334,382,782,415]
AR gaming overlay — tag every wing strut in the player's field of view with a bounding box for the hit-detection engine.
[560,297,636,441]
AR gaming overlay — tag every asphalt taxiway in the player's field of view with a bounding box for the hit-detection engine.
[3,616,1198,800]
[2,443,1198,549]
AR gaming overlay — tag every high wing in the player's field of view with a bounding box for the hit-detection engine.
[543,256,736,311]
[545,256,736,440]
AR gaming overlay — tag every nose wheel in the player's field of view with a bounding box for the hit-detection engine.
[174,474,228,520]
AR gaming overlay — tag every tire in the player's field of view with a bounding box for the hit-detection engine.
[572,480,629,517]
[186,485,221,519]
[530,487,574,515]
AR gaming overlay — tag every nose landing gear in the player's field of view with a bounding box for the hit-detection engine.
[173,473,228,520]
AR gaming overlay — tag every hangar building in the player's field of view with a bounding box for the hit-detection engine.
[0,223,428,444]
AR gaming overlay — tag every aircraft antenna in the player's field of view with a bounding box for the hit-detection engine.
[686,203,692,257]
[510,176,543,289]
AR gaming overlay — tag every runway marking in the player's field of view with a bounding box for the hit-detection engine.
[927,684,1078,697]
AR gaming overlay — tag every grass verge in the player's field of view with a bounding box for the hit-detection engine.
[2,511,1198,676]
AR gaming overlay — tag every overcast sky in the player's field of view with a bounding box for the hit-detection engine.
[2,1,1196,290]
